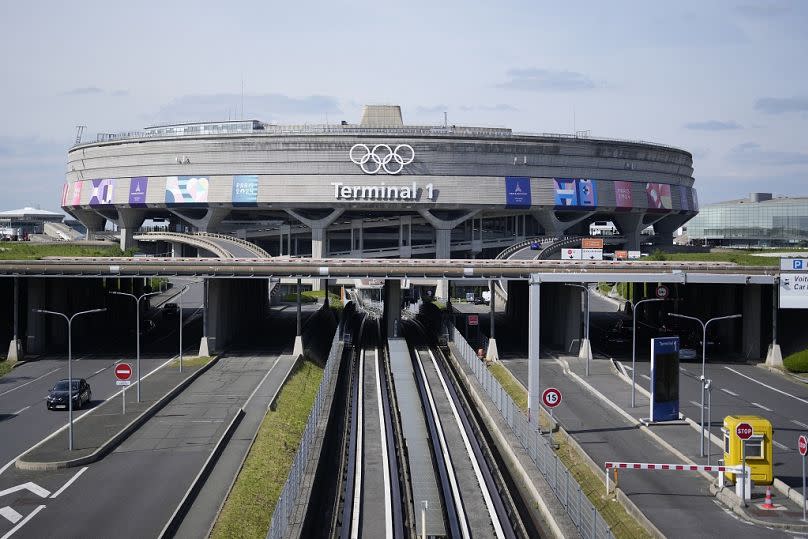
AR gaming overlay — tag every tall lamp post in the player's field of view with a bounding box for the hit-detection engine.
[176,284,190,373]
[631,298,666,408]
[110,290,161,402]
[668,312,742,457]
[33,307,106,450]
[565,283,591,375]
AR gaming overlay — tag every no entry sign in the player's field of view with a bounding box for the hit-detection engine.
[468,314,479,326]
[542,387,562,408]
[799,434,807,456]
[656,285,669,299]
[736,422,754,440]
[115,363,132,381]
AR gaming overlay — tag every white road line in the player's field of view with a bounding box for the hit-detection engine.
[720,388,739,397]
[50,467,88,498]
[791,419,808,429]
[0,368,61,398]
[12,406,30,415]
[0,354,179,477]
[689,400,702,407]
[724,366,808,405]
[0,505,45,539]
[374,348,393,539]
[751,402,773,412]
[0,506,21,524]
[640,374,651,381]
[350,350,364,539]
[93,368,105,375]
[772,440,789,451]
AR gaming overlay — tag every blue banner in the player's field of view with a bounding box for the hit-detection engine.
[554,178,578,207]
[232,175,258,205]
[505,177,531,208]
[650,336,680,422]
[576,179,598,208]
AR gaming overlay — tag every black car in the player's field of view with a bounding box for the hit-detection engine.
[46,378,92,410]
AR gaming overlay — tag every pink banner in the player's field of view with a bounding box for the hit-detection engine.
[646,183,672,210]
[614,181,633,208]
[71,181,83,205]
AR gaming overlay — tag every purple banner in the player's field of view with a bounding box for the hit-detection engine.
[679,185,690,211]
[646,183,672,210]
[614,181,633,209]
[129,177,148,206]
[89,179,114,206]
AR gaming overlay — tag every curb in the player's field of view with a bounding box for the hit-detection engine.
[756,362,808,385]
[16,355,222,471]
[159,408,245,539]
[711,483,808,532]
[268,355,302,411]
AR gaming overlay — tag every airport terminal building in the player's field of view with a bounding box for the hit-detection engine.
[63,105,698,257]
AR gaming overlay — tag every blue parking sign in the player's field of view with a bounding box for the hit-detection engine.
[795,260,804,270]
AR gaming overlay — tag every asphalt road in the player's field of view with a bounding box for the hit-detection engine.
[0,354,174,471]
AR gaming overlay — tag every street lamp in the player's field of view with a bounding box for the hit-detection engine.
[110,290,161,402]
[33,307,106,450]
[631,298,666,408]
[668,312,742,457]
[176,284,190,373]
[565,283,591,375]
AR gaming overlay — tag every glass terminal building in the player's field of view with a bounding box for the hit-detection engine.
[686,193,808,246]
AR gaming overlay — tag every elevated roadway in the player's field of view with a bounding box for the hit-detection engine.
[133,231,271,258]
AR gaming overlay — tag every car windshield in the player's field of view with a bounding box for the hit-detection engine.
[54,381,79,391]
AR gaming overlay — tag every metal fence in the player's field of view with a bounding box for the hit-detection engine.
[450,325,613,539]
[267,331,342,539]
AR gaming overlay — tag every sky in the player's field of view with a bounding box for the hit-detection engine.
[1,0,807,212]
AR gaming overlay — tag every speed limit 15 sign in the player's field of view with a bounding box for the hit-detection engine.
[542,387,562,408]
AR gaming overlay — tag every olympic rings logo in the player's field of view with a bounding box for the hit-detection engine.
[349,143,415,175]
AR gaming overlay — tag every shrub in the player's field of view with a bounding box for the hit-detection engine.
[784,349,808,373]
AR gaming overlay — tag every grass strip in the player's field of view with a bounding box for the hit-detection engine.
[0,243,132,259]
[167,356,213,369]
[0,361,14,379]
[211,360,324,539]
[488,363,649,538]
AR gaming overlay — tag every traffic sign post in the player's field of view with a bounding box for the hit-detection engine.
[736,422,753,506]
[799,434,807,521]
[542,387,562,420]
[115,363,132,414]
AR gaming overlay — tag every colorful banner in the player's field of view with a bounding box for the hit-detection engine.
[679,185,690,211]
[646,182,672,210]
[165,176,209,204]
[554,178,578,207]
[61,184,69,207]
[576,179,598,208]
[505,176,531,208]
[614,181,633,209]
[71,181,83,205]
[232,175,258,205]
[89,179,114,206]
[129,177,148,206]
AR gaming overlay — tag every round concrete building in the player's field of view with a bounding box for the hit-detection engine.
[63,105,697,257]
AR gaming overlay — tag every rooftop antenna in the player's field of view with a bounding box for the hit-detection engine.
[74,125,86,145]
[573,106,576,135]
[241,76,244,120]
[444,111,448,127]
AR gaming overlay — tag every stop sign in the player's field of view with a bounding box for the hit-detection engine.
[799,435,807,456]
[736,422,754,440]
[542,387,562,408]
[115,363,132,381]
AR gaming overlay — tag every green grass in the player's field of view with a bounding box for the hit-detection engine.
[282,290,342,308]
[784,349,808,373]
[488,361,649,538]
[0,243,132,260]
[167,356,212,369]
[0,361,13,379]
[645,249,779,267]
[212,360,323,539]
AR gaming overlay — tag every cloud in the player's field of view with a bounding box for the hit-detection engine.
[497,68,597,92]
[153,93,341,123]
[754,96,808,114]
[62,86,104,96]
[0,136,70,212]
[416,104,448,115]
[459,104,518,112]
[728,142,808,166]
[684,120,742,131]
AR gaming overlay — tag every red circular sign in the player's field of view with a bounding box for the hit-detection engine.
[542,387,562,408]
[115,363,132,381]
[736,422,754,440]
[799,435,807,456]
[656,285,669,299]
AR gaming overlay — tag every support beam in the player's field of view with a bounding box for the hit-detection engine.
[286,208,344,291]
[168,207,230,233]
[766,279,783,366]
[418,209,478,300]
[198,278,211,356]
[611,213,645,251]
[486,279,499,362]
[6,277,22,361]
[293,278,304,357]
[384,280,402,338]
[528,274,541,426]
[69,209,106,241]
[116,208,147,251]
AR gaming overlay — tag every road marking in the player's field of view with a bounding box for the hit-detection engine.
[93,368,105,375]
[0,506,21,524]
[0,368,61,398]
[772,440,789,451]
[751,402,773,412]
[0,482,49,499]
[720,388,739,397]
[640,374,651,381]
[621,364,633,372]
[689,400,702,407]
[792,419,808,429]
[49,467,87,498]
[189,419,225,423]
[12,406,29,416]
[0,505,45,539]
[724,366,808,405]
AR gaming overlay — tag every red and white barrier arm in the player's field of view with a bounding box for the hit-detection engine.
[604,461,744,494]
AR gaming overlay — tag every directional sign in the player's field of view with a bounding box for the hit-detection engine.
[582,248,603,260]
[563,248,582,260]
[468,314,479,326]
[542,387,562,408]
[736,422,754,440]
[799,434,807,456]
[781,258,808,271]
[780,273,808,309]
[656,285,669,299]
[115,363,132,381]
[615,250,628,260]
[582,238,604,249]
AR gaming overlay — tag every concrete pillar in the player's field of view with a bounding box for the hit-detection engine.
[199,279,212,356]
[384,280,402,338]
[418,209,478,300]
[742,285,763,360]
[6,277,22,361]
[612,213,645,251]
[168,207,230,233]
[293,278,304,357]
[70,209,106,240]
[399,216,412,258]
[533,211,589,238]
[486,279,499,362]
[117,208,147,251]
[528,275,541,426]
[766,280,783,366]
[286,209,343,291]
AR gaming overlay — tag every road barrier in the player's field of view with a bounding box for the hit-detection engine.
[450,325,614,539]
[604,461,744,495]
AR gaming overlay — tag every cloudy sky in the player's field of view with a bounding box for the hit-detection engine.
[1,0,806,211]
